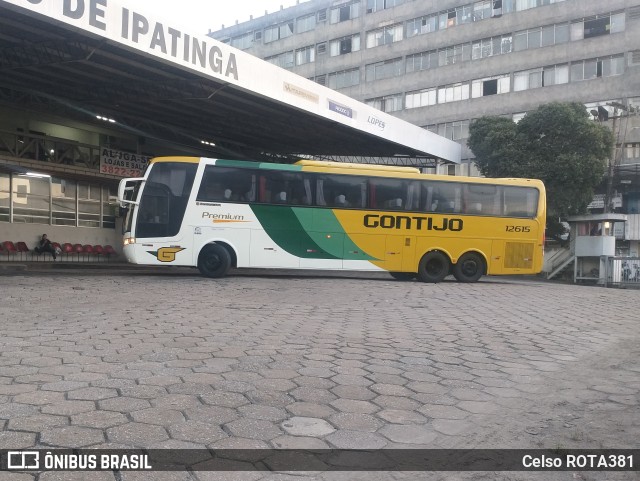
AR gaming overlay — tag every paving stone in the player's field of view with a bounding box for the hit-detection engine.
[12,390,66,405]
[238,404,288,422]
[290,387,337,403]
[151,394,202,410]
[432,419,474,436]
[168,421,228,444]
[0,431,37,449]
[456,400,499,414]
[292,376,336,389]
[71,410,128,429]
[330,399,379,414]
[42,401,95,416]
[185,405,239,424]
[376,409,428,424]
[67,387,118,401]
[281,416,335,436]
[330,385,376,400]
[130,408,185,426]
[245,390,294,407]
[330,374,373,387]
[40,381,89,392]
[0,384,38,396]
[8,414,68,432]
[285,402,335,418]
[225,418,283,440]
[98,397,152,413]
[200,391,249,408]
[372,395,420,411]
[418,404,470,420]
[378,425,437,444]
[119,385,168,399]
[329,413,383,432]
[325,430,387,449]
[370,383,413,396]
[271,435,331,449]
[107,422,169,446]
[41,426,104,448]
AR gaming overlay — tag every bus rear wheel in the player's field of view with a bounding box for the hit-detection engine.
[453,252,485,283]
[389,272,416,281]
[198,243,232,278]
[417,251,450,283]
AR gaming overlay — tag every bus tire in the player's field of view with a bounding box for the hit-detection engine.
[417,250,450,283]
[389,272,416,281]
[453,252,485,283]
[198,243,232,278]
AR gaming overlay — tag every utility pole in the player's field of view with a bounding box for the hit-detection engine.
[603,101,628,213]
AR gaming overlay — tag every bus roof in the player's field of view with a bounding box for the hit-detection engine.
[148,156,544,189]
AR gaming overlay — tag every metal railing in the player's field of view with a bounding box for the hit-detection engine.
[605,257,640,287]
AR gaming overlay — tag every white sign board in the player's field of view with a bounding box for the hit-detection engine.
[100,148,150,177]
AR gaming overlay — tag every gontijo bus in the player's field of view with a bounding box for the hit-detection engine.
[117,157,546,282]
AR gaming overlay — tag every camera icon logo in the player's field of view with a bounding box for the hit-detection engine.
[7,451,40,470]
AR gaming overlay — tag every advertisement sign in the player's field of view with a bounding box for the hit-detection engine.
[100,148,151,177]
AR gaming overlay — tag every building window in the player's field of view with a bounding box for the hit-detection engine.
[264,21,294,43]
[366,0,403,14]
[514,68,542,91]
[406,50,438,73]
[297,13,317,33]
[542,64,569,86]
[471,75,510,97]
[265,51,294,69]
[625,143,640,160]
[406,13,438,38]
[365,58,404,82]
[366,94,403,113]
[405,88,437,109]
[440,44,472,65]
[328,68,360,89]
[438,82,471,103]
[1,173,114,228]
[366,24,403,48]
[295,45,315,66]
[571,55,624,81]
[330,34,361,56]
[230,32,253,50]
[330,1,360,23]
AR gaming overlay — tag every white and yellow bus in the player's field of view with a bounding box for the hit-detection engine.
[117,157,546,282]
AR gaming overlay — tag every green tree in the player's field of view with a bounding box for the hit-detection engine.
[468,102,613,236]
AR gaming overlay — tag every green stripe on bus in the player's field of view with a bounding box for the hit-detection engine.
[250,205,378,261]
[292,208,377,261]
[250,205,340,259]
[216,159,302,171]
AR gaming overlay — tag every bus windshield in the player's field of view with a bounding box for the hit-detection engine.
[135,162,196,238]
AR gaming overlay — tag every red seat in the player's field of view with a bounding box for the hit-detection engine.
[16,241,30,261]
[82,244,94,262]
[61,243,74,261]
[93,245,104,262]
[104,245,117,262]
[2,241,18,261]
[73,243,83,262]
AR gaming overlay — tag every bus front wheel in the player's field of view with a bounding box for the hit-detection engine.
[417,251,450,283]
[198,243,232,278]
[453,252,485,283]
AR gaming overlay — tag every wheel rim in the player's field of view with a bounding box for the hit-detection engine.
[461,259,479,277]
[203,254,221,271]
[426,258,444,277]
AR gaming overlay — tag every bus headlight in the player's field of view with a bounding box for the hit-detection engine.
[123,237,136,246]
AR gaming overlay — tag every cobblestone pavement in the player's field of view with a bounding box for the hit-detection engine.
[0,269,638,481]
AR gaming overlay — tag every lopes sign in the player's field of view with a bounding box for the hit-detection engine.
[100,148,150,177]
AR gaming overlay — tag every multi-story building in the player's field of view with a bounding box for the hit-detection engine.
[210,0,640,253]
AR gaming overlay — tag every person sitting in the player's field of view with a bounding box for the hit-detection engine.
[34,234,57,260]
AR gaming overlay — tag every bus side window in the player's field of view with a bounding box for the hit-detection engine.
[368,177,406,211]
[503,186,537,217]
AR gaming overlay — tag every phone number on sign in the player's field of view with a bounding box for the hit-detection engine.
[101,165,142,177]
